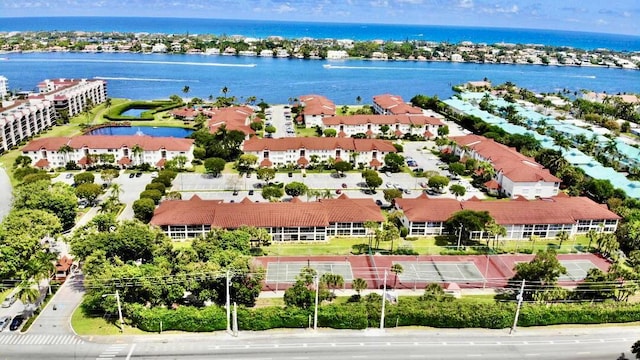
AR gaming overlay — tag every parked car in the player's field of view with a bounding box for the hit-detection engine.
[151,172,158,178]
[129,173,135,178]
[135,172,142,177]
[335,189,342,194]
[0,315,10,331]
[65,173,73,179]
[232,190,239,196]
[248,190,254,195]
[404,188,411,194]
[419,182,427,188]
[341,183,347,188]
[78,199,89,209]
[1,295,16,308]
[375,199,383,206]
[9,315,24,331]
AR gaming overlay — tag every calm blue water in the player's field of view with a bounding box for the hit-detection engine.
[1,17,639,51]
[2,52,639,105]
[121,108,146,117]
[88,126,193,137]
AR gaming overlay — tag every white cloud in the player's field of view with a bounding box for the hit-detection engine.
[370,0,389,7]
[456,0,473,9]
[596,19,608,25]
[275,3,295,13]
[481,4,519,15]
[395,0,423,4]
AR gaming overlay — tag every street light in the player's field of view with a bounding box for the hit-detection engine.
[102,290,124,333]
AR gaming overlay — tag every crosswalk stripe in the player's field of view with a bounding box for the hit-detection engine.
[0,334,85,345]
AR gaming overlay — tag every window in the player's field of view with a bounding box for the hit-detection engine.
[263,151,269,158]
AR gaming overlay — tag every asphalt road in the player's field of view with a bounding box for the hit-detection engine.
[0,327,638,359]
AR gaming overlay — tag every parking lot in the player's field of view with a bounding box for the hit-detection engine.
[266,105,295,138]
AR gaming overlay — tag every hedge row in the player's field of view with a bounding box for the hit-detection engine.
[103,100,183,121]
[127,299,640,332]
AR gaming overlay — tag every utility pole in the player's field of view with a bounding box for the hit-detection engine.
[226,270,231,332]
[457,223,464,250]
[232,302,238,337]
[510,279,526,335]
[313,276,319,330]
[380,270,387,330]
[116,290,124,334]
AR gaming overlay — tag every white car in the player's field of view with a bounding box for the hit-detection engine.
[151,172,158,178]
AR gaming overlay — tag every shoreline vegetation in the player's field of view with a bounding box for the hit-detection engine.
[0,31,638,70]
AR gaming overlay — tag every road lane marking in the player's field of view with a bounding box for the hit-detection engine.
[125,344,137,360]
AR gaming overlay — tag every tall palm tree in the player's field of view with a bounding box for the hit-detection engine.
[390,263,404,288]
[131,145,144,166]
[58,144,74,165]
[109,183,123,204]
[352,278,367,296]
[17,280,40,312]
[221,86,229,97]
[27,252,56,294]
[182,85,190,96]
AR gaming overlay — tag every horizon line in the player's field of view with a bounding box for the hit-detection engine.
[0,15,638,38]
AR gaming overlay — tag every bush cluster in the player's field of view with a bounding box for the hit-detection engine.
[126,298,640,332]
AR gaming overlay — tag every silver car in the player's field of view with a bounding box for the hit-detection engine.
[0,315,10,331]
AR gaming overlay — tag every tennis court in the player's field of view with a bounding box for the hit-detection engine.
[395,261,485,283]
[265,261,354,283]
[558,260,597,281]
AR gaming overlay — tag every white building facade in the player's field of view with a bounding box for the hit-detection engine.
[30,78,108,117]
[0,99,56,153]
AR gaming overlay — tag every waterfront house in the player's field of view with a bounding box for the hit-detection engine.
[321,114,444,139]
[395,194,619,240]
[22,135,194,170]
[151,194,385,240]
[242,137,397,169]
[449,135,560,199]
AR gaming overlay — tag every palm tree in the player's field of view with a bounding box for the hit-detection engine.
[182,85,190,97]
[321,273,344,297]
[109,183,123,204]
[58,144,74,165]
[586,229,598,251]
[221,86,229,97]
[28,252,56,294]
[352,278,367,297]
[557,231,570,249]
[390,263,404,288]
[356,96,362,104]
[321,189,334,199]
[17,280,40,312]
[131,145,144,166]
[105,97,112,109]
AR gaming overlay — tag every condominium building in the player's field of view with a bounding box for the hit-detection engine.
[29,78,108,117]
[22,135,194,169]
[242,137,397,169]
[449,135,561,199]
[0,76,8,99]
[151,194,385,240]
[297,94,336,127]
[0,99,56,153]
[395,194,619,240]
[322,114,444,139]
[372,94,424,116]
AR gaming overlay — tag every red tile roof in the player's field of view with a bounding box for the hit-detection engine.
[450,135,560,183]
[156,158,166,167]
[395,196,620,225]
[206,106,254,135]
[484,179,500,189]
[118,156,132,165]
[34,159,50,168]
[150,194,384,228]
[373,94,423,115]
[322,114,443,126]
[299,94,336,116]
[22,135,194,152]
[242,138,397,153]
[260,158,273,167]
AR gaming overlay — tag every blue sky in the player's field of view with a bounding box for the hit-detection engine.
[0,0,638,36]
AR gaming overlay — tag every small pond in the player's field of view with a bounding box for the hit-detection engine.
[87,126,193,138]
[121,108,148,117]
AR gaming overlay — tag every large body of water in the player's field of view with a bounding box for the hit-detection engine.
[2,52,639,105]
[1,17,639,51]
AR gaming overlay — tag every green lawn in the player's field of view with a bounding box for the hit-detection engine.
[71,306,147,336]
[295,127,319,137]
[172,240,193,250]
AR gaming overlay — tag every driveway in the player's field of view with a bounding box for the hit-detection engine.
[267,105,294,138]
[114,172,153,221]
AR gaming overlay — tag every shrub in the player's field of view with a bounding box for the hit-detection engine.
[140,190,163,204]
[145,182,166,195]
